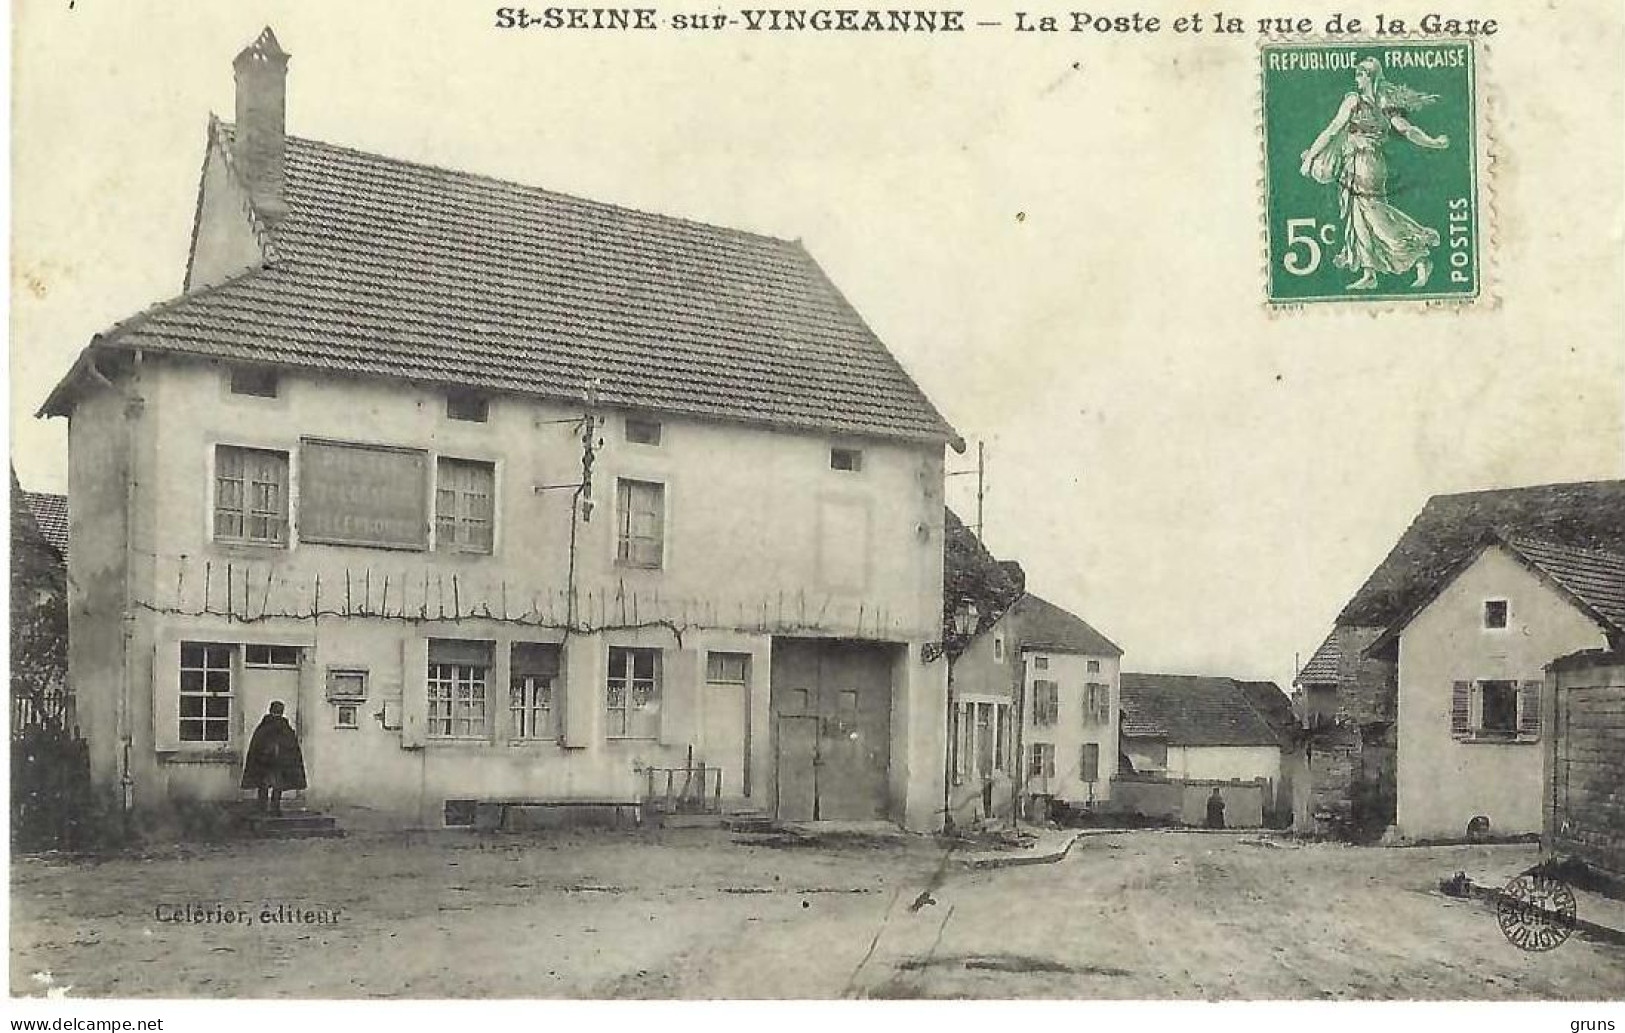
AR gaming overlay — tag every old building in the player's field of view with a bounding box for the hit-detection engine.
[38,29,961,833]
[1116,673,1299,828]
[1294,480,1625,838]
[948,593,1121,825]
[1366,536,1625,839]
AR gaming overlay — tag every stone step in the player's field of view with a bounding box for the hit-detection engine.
[247,813,344,839]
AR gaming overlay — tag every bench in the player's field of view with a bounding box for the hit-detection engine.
[471,799,644,832]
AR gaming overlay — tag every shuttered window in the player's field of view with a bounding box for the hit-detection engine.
[1029,743,1054,779]
[1032,680,1059,726]
[1518,680,1542,738]
[1080,743,1100,783]
[1453,679,1542,741]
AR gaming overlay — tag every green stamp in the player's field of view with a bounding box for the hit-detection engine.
[1262,41,1479,304]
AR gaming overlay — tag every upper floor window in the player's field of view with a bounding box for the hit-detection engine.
[606,646,662,738]
[616,478,665,569]
[1032,679,1059,726]
[445,391,489,423]
[435,458,495,554]
[830,448,863,472]
[993,636,1006,663]
[426,639,492,739]
[1033,656,1049,670]
[214,445,289,546]
[625,418,663,446]
[229,366,279,398]
[1083,682,1112,725]
[1086,659,1102,673]
[1483,599,1509,630]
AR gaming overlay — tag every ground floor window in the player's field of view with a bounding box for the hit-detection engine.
[179,642,233,742]
[1029,742,1055,780]
[607,647,662,738]
[1079,743,1100,782]
[953,701,1010,783]
[428,639,492,738]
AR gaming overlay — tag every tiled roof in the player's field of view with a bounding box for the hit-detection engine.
[1294,630,1341,686]
[46,121,958,447]
[1009,593,1122,658]
[1339,481,1625,628]
[1119,674,1291,747]
[20,491,68,558]
[1505,537,1625,636]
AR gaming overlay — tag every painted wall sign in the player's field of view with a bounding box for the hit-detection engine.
[298,439,428,549]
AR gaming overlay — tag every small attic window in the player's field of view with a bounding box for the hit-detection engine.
[830,448,863,472]
[1484,599,1509,630]
[229,366,279,398]
[446,391,489,423]
[626,418,663,446]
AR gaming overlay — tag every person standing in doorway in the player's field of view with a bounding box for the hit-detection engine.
[242,701,306,816]
[1206,787,1227,830]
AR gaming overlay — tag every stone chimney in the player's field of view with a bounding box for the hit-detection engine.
[232,27,290,224]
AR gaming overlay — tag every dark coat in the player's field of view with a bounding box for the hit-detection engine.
[241,714,307,791]
[1205,792,1226,829]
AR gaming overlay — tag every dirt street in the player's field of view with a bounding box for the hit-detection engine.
[10,829,1625,999]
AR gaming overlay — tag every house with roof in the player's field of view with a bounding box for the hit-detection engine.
[1294,480,1625,838]
[1117,673,1299,827]
[947,592,1122,825]
[11,472,71,732]
[1365,535,1625,839]
[39,28,962,834]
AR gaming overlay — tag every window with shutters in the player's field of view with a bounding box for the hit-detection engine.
[952,701,1011,782]
[606,647,661,738]
[426,639,492,739]
[1080,743,1100,783]
[615,479,665,569]
[1032,680,1059,726]
[1029,742,1055,780]
[1082,682,1112,725]
[435,458,495,554]
[1452,678,1541,742]
[213,446,289,546]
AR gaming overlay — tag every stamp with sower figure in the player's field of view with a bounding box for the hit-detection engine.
[1262,41,1480,304]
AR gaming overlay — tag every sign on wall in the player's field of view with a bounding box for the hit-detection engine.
[298,439,428,549]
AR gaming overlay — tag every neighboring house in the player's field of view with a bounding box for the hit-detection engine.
[1117,673,1299,826]
[38,28,961,833]
[1365,536,1625,839]
[1294,479,1625,837]
[11,473,71,731]
[1544,649,1625,882]
[948,593,1121,825]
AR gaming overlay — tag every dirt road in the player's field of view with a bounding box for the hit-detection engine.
[11,829,1624,998]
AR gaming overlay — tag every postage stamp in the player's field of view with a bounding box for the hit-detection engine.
[1261,40,1480,305]
[1496,872,1578,952]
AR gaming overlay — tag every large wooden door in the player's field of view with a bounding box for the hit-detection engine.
[771,640,893,821]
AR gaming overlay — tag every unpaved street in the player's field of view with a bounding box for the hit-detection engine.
[11,829,1625,999]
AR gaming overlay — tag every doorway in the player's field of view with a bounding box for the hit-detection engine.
[770,639,893,821]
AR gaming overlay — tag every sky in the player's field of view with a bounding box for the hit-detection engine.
[10,0,1624,692]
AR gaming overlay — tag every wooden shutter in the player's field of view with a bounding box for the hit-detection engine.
[400,637,428,748]
[152,635,183,752]
[1519,680,1542,738]
[1450,681,1472,737]
[659,648,699,746]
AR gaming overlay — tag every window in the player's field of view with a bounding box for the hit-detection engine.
[830,448,863,472]
[1084,683,1112,725]
[326,667,368,701]
[245,645,301,668]
[1033,656,1049,670]
[179,642,233,743]
[625,418,663,446]
[436,458,495,554]
[1080,743,1100,783]
[214,446,289,546]
[446,391,489,423]
[616,479,665,569]
[1032,679,1059,726]
[510,643,562,740]
[707,652,749,685]
[229,366,279,398]
[607,647,662,738]
[1029,743,1055,780]
[1452,679,1541,741]
[426,639,492,738]
[1484,599,1509,630]
[334,703,359,729]
[993,636,1005,663]
[1087,660,1102,673]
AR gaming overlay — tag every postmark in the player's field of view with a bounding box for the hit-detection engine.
[1261,41,1480,305]
[1496,872,1577,952]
